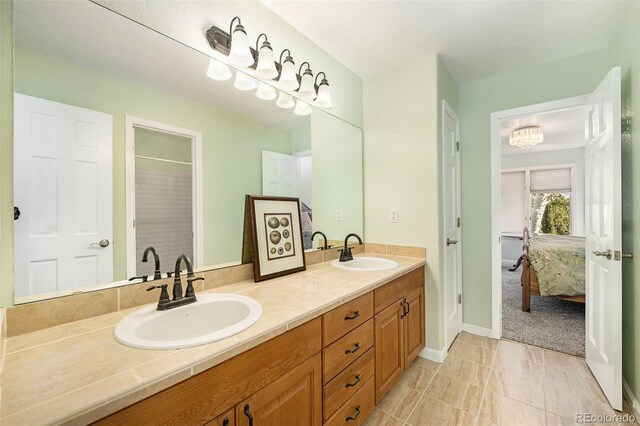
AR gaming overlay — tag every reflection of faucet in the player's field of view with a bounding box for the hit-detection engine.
[311,231,331,250]
[147,254,203,311]
[339,233,363,262]
[142,247,162,280]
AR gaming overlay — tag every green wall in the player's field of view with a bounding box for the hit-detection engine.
[608,0,640,401]
[458,49,610,328]
[14,47,293,283]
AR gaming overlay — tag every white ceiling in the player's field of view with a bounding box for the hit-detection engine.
[262,0,631,83]
[501,107,586,156]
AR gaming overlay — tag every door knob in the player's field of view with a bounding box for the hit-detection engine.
[90,239,110,248]
[592,249,612,260]
[447,238,458,246]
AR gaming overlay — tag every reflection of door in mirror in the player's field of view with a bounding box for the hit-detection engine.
[125,119,203,278]
[13,94,113,298]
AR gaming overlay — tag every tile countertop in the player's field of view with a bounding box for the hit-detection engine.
[0,253,425,425]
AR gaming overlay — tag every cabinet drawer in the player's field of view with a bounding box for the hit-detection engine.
[374,267,424,313]
[323,292,373,346]
[323,348,374,422]
[323,377,374,426]
[323,320,374,384]
[209,409,235,426]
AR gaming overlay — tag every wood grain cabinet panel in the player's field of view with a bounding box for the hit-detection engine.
[374,300,405,403]
[323,377,375,426]
[374,267,424,314]
[322,320,374,384]
[236,354,322,426]
[208,409,235,426]
[322,292,373,346]
[404,286,425,366]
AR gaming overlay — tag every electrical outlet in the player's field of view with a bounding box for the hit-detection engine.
[390,208,398,223]
[336,209,343,222]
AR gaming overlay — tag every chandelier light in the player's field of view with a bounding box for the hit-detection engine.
[509,126,544,149]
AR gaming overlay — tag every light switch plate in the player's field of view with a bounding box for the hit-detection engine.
[390,209,398,223]
[336,209,343,221]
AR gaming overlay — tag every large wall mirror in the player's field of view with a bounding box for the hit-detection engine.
[12,1,363,303]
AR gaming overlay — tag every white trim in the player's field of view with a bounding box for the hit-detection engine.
[623,379,640,419]
[462,323,494,338]
[125,116,204,278]
[419,347,447,364]
[490,95,590,339]
[441,99,463,351]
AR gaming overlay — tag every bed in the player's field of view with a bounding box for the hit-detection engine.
[520,227,586,312]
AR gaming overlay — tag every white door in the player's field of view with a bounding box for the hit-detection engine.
[262,150,298,196]
[442,100,463,349]
[14,94,113,297]
[584,67,622,410]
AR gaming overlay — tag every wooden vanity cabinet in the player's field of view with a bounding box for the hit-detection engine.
[209,409,235,426]
[373,267,425,403]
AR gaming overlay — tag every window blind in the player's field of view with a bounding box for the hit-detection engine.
[501,171,526,234]
[530,168,572,192]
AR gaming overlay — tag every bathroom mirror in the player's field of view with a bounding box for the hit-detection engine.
[11,1,363,303]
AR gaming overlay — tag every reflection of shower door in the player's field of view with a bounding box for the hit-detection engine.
[13,94,113,297]
[262,150,298,197]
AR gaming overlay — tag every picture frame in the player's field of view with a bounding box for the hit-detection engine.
[245,195,306,282]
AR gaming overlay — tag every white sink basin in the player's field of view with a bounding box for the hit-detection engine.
[115,294,262,350]
[332,256,398,271]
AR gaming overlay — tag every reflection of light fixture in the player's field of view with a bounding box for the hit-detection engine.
[278,49,298,91]
[206,58,232,81]
[234,71,257,91]
[294,99,312,116]
[256,82,277,100]
[255,33,278,80]
[509,126,544,149]
[297,62,315,101]
[276,91,295,109]
[228,17,254,68]
[314,72,332,109]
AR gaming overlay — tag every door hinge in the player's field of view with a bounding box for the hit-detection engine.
[456,141,460,152]
[457,294,462,304]
[457,217,461,228]
[133,219,136,228]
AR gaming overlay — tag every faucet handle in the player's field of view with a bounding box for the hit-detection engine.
[129,275,149,282]
[146,284,170,307]
[185,277,204,298]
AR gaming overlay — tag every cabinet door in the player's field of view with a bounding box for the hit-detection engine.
[236,354,322,426]
[208,409,235,426]
[374,299,405,403]
[404,286,425,366]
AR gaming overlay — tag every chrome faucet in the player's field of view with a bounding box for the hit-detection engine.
[311,231,331,250]
[147,254,203,311]
[339,233,363,262]
[141,246,162,280]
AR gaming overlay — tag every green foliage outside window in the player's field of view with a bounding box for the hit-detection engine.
[540,193,570,235]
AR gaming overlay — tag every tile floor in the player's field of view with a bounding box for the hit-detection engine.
[363,333,638,426]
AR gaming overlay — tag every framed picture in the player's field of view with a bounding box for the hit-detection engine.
[246,195,306,282]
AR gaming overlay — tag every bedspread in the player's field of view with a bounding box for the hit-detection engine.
[529,234,585,296]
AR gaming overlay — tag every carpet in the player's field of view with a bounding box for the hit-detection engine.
[502,266,585,357]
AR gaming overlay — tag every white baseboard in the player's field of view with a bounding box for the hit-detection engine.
[419,346,446,363]
[462,323,494,338]
[623,379,640,419]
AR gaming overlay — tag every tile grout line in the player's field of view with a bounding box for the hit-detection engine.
[404,363,441,425]
[474,339,498,425]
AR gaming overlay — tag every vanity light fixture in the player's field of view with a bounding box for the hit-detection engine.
[206,57,232,81]
[278,49,299,91]
[297,62,316,101]
[276,91,295,109]
[255,33,278,80]
[234,71,257,91]
[294,99,312,116]
[256,82,277,100]
[314,72,332,109]
[509,126,544,149]
[228,17,254,68]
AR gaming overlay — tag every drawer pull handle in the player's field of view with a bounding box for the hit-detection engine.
[400,299,407,318]
[244,404,254,426]
[345,342,361,354]
[345,374,361,388]
[346,405,361,421]
[222,418,229,426]
[344,310,360,320]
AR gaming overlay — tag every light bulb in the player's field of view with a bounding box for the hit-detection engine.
[298,69,316,101]
[255,42,278,80]
[256,82,277,100]
[279,58,298,91]
[206,58,232,81]
[234,72,257,91]
[294,99,312,116]
[276,91,295,109]
[315,80,332,109]
[228,23,254,68]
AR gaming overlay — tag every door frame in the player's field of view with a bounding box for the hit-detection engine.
[125,115,204,278]
[489,95,590,338]
[441,99,463,349]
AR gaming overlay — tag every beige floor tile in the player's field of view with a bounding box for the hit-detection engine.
[544,364,608,405]
[487,369,545,409]
[543,349,592,377]
[425,372,484,415]
[407,396,476,426]
[398,362,437,392]
[498,340,544,364]
[479,391,546,426]
[448,341,495,367]
[377,383,422,421]
[441,355,491,387]
[545,386,616,421]
[492,351,544,384]
[458,332,500,351]
[413,355,442,371]
[362,407,404,426]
